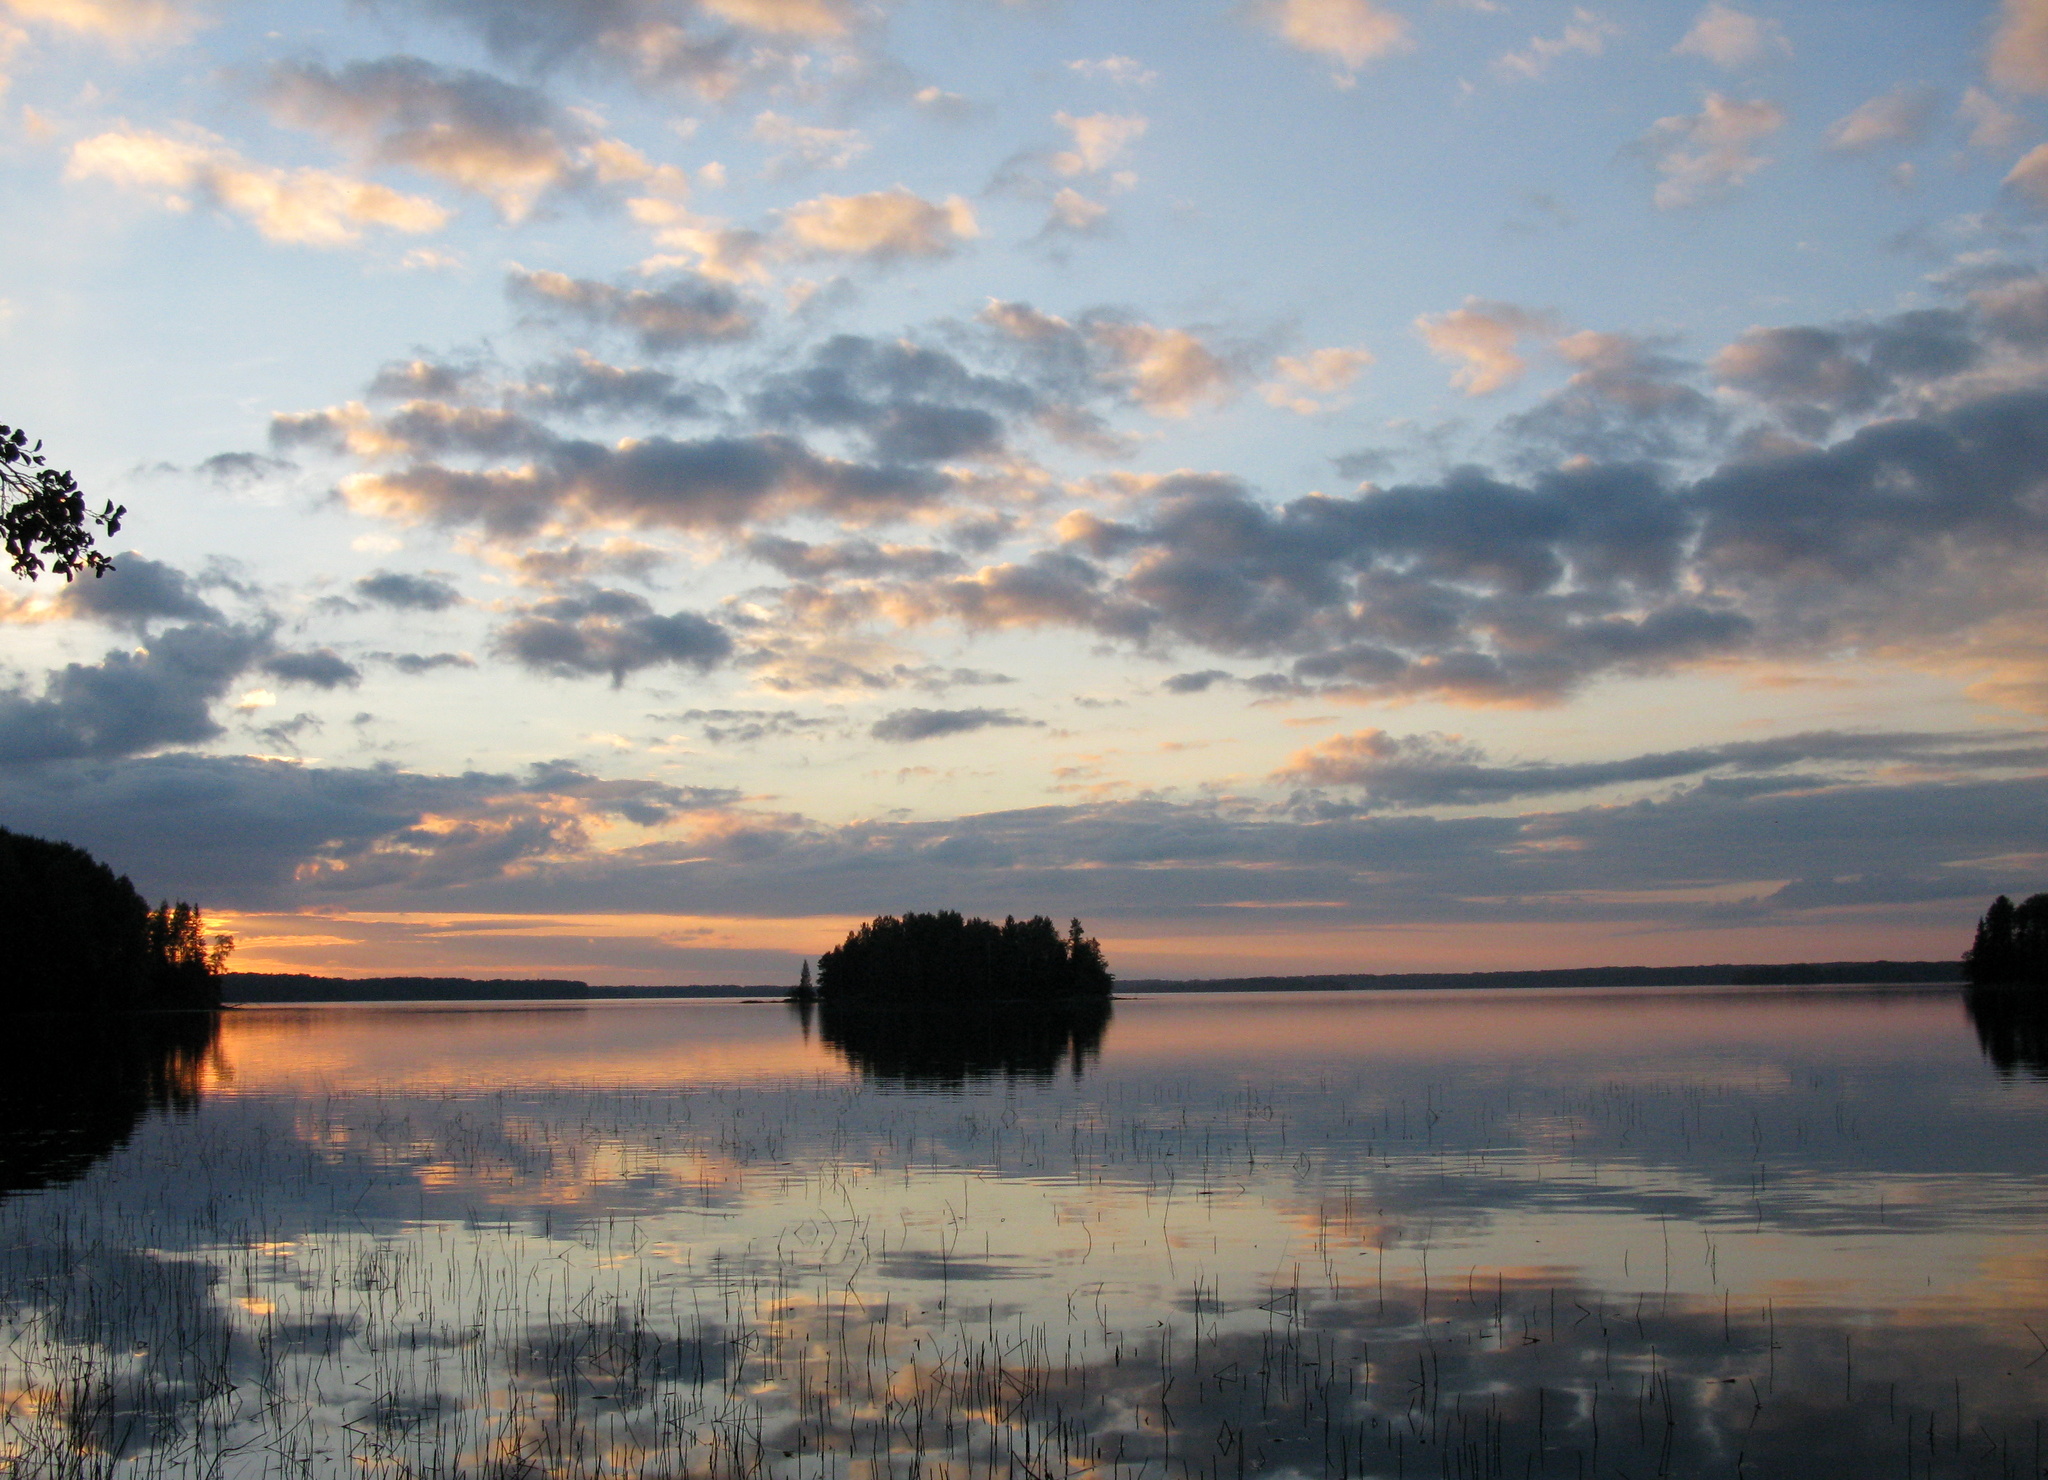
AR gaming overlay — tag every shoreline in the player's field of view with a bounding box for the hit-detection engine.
[220,959,1964,1006]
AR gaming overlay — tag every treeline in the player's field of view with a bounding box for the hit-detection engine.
[1122,960,1965,993]
[816,912,1113,1002]
[1964,894,2048,987]
[0,827,230,1012]
[226,975,592,1003]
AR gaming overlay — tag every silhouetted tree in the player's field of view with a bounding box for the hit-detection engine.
[147,900,235,1008]
[0,424,122,580]
[0,828,231,1010]
[1066,917,1113,994]
[1964,892,2048,987]
[789,958,816,1004]
[816,911,1114,1002]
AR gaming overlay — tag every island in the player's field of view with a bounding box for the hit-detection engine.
[813,911,1113,1002]
[800,912,1115,1085]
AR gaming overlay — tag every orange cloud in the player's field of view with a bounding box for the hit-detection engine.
[68,125,447,245]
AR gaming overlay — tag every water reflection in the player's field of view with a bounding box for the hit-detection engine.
[1965,986,2048,1079]
[808,994,1112,1085]
[0,1011,218,1196]
[1,989,2045,1480]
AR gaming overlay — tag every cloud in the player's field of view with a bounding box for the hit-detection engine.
[747,332,1033,461]
[2,0,201,39]
[257,283,2048,730]
[328,428,948,539]
[500,353,708,422]
[506,267,757,350]
[0,620,266,764]
[1051,112,1147,175]
[55,553,223,630]
[666,706,830,743]
[974,298,1244,423]
[1493,8,1620,81]
[1276,726,2045,806]
[1414,299,1558,396]
[3,746,2040,938]
[2004,142,2048,208]
[1671,4,1789,68]
[1087,322,1236,416]
[1045,187,1109,235]
[1066,56,1157,87]
[67,125,448,246]
[751,110,868,174]
[195,451,294,486]
[1640,93,1785,208]
[354,570,463,610]
[869,706,1035,742]
[745,534,964,579]
[778,187,979,261]
[1991,0,2048,94]
[1688,385,2048,588]
[371,0,860,97]
[1970,272,2048,346]
[367,358,479,400]
[1503,330,1722,462]
[633,212,775,283]
[1261,0,1412,75]
[492,539,668,586]
[696,0,853,36]
[0,749,756,904]
[1823,85,1940,154]
[260,57,687,221]
[870,355,2048,704]
[1959,86,2027,151]
[1710,308,1977,434]
[1163,669,1232,693]
[377,651,476,673]
[493,587,732,684]
[911,86,973,122]
[1260,346,1374,414]
[262,648,362,689]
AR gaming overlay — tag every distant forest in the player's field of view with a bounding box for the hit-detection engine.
[0,827,231,1012]
[816,912,1113,1002]
[227,975,593,1003]
[1122,960,1966,993]
[226,960,1967,1003]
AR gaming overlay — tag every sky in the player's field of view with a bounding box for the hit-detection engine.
[2,0,2047,984]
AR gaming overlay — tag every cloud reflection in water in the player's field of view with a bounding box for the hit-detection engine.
[0,988,2042,1477]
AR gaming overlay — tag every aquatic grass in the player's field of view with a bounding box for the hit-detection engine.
[2,996,2046,1478]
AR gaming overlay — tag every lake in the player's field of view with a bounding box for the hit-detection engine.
[2,986,2045,1479]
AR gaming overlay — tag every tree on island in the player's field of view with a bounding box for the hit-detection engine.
[0,827,233,1011]
[816,911,1113,1002]
[1,424,123,580]
[1964,893,2048,987]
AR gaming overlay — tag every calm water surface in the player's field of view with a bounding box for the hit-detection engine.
[3,987,2046,1479]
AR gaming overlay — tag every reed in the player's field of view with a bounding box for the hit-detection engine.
[1,1035,2043,1478]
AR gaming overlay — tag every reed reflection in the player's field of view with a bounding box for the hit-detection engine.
[5,1226,2043,1480]
[807,995,1112,1086]
[0,1011,219,1196]
[1964,986,2048,1079]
